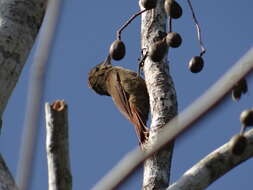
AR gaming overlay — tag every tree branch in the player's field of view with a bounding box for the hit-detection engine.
[0,0,47,119]
[0,0,47,189]
[45,101,72,190]
[0,154,18,190]
[140,0,178,189]
[168,129,253,190]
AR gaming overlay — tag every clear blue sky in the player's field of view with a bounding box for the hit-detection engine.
[1,0,253,189]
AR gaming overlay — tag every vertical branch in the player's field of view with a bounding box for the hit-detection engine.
[16,1,63,190]
[45,101,72,190]
[140,0,178,189]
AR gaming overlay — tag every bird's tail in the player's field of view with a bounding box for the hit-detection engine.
[130,106,149,148]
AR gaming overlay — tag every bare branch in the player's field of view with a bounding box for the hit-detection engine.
[91,47,253,190]
[0,154,18,190]
[168,129,253,190]
[45,101,72,190]
[16,1,62,190]
[140,0,177,189]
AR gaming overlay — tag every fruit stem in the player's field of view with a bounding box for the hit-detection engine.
[168,16,172,32]
[240,125,246,135]
[117,9,148,40]
[138,50,148,76]
[186,0,206,56]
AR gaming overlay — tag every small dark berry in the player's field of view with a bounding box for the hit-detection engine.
[166,32,182,48]
[141,0,157,10]
[240,109,253,127]
[164,0,183,19]
[149,40,168,62]
[188,56,204,73]
[109,40,126,61]
[230,134,247,156]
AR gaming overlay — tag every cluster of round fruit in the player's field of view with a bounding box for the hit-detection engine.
[108,0,205,74]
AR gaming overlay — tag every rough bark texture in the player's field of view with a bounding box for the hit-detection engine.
[168,129,253,190]
[0,0,47,118]
[0,155,18,190]
[45,101,72,190]
[140,0,178,189]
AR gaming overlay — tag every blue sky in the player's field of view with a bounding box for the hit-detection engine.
[1,0,253,189]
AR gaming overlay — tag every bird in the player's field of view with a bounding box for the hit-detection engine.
[88,56,149,146]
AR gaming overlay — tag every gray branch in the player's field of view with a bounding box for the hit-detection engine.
[45,101,72,190]
[168,129,253,190]
[0,0,47,118]
[140,0,178,189]
[0,0,47,189]
[0,155,18,190]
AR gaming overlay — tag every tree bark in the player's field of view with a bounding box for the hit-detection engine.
[45,101,72,190]
[0,155,18,190]
[0,0,47,118]
[140,0,178,189]
[0,0,47,189]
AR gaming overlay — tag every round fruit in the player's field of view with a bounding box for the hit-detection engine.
[164,0,182,19]
[166,32,182,48]
[149,40,168,62]
[240,109,253,126]
[141,0,157,10]
[232,88,242,101]
[238,78,248,94]
[109,40,126,61]
[230,134,247,156]
[188,56,204,73]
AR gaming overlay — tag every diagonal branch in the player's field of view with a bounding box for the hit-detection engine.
[168,129,253,190]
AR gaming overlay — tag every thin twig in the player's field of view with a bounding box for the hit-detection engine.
[91,47,253,190]
[138,50,148,76]
[117,9,148,40]
[187,0,206,56]
[168,16,172,33]
[240,125,246,135]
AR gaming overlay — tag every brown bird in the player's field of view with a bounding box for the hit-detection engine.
[88,56,149,146]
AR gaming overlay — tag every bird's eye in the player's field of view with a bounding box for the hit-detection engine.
[95,67,99,72]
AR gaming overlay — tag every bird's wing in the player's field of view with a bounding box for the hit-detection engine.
[108,71,148,145]
[108,71,132,121]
